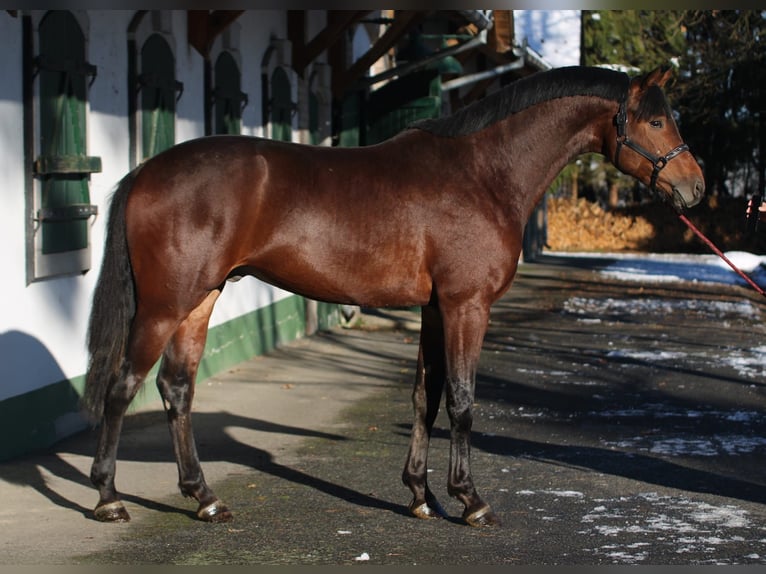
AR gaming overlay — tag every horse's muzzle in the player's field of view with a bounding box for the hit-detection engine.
[672,178,705,211]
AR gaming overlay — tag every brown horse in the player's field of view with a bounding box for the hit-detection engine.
[82,66,704,526]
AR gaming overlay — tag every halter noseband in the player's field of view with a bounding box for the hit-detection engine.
[613,100,689,193]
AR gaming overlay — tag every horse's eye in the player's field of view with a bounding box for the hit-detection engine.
[649,119,664,129]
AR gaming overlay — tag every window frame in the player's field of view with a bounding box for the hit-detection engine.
[212,51,247,135]
[261,39,297,143]
[127,11,180,168]
[23,9,101,283]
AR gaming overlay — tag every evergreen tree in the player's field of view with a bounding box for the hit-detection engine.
[674,11,766,198]
[582,10,687,72]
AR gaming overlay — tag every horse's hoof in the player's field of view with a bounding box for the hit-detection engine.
[463,504,501,527]
[94,500,131,523]
[410,502,441,520]
[409,497,446,520]
[197,500,233,523]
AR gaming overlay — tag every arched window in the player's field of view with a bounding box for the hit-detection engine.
[26,10,101,280]
[309,90,319,145]
[213,51,247,135]
[261,40,296,142]
[128,11,182,165]
[139,33,179,159]
[308,63,332,147]
[270,67,292,142]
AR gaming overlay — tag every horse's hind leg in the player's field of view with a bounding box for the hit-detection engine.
[155,290,232,522]
[91,312,179,522]
[402,304,447,519]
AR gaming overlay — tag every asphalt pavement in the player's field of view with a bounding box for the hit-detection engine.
[2,254,766,565]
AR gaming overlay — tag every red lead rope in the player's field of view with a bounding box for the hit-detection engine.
[677,213,766,298]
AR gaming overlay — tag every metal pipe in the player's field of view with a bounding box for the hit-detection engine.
[358,32,485,88]
[442,40,552,92]
[356,10,495,89]
[513,40,551,72]
[441,58,525,91]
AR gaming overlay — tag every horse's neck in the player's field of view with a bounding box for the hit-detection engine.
[484,95,617,221]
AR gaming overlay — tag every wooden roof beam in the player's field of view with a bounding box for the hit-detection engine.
[488,10,514,55]
[290,10,371,76]
[188,10,244,58]
[333,10,427,96]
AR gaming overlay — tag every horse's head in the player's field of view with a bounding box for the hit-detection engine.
[609,67,705,211]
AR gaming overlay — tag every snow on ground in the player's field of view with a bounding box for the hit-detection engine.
[511,251,766,564]
[549,250,766,291]
[579,493,760,564]
[511,488,764,564]
[555,252,765,353]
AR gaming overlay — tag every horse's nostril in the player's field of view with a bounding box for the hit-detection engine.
[695,180,705,198]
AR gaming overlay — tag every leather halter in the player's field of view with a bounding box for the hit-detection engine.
[613,100,690,192]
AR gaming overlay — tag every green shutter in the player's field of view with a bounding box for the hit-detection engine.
[140,34,178,159]
[309,91,319,145]
[214,52,247,135]
[366,70,442,145]
[338,92,361,147]
[270,67,292,142]
[37,10,100,255]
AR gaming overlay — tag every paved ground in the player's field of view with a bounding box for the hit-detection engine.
[2,254,766,565]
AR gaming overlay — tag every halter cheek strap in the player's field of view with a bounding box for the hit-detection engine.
[613,101,690,192]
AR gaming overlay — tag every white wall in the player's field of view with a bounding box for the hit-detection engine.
[0,10,308,403]
[0,13,40,401]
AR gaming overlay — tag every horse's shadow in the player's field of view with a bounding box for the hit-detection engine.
[0,408,408,523]
[0,323,421,525]
[475,430,766,505]
[387,420,766,507]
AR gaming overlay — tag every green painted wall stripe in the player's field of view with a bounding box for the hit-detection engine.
[0,296,339,462]
[198,295,307,380]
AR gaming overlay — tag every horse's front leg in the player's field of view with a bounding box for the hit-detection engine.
[441,298,501,527]
[156,291,232,522]
[403,304,447,519]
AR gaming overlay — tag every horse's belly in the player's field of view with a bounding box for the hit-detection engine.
[242,253,432,308]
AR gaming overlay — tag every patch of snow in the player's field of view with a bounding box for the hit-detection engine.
[545,489,584,498]
[721,346,766,378]
[606,349,688,362]
[589,404,764,423]
[563,295,759,319]
[604,434,766,457]
[580,493,757,564]
[550,251,766,292]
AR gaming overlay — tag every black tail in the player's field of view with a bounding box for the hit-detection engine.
[81,170,138,423]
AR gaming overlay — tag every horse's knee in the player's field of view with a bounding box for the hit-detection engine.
[402,460,427,490]
[446,400,473,433]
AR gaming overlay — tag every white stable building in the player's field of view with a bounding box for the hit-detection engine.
[0,9,560,460]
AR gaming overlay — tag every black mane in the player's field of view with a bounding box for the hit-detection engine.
[412,66,631,137]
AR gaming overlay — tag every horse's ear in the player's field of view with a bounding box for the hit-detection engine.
[635,66,673,89]
[629,65,674,96]
[645,65,673,88]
